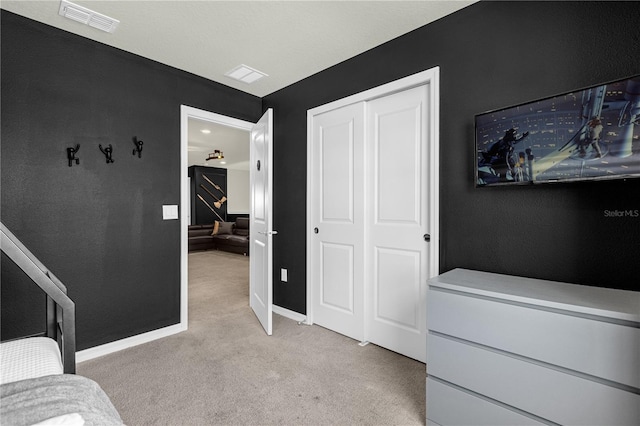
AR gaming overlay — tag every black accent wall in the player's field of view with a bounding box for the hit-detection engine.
[265,1,640,314]
[188,166,228,224]
[1,11,262,349]
[3,2,639,350]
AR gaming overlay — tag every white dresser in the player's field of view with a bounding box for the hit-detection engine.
[426,268,640,426]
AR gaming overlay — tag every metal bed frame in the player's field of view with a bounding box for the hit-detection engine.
[1,223,76,374]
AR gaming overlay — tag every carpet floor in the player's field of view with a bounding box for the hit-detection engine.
[78,250,426,425]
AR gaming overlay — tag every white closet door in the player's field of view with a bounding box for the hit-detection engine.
[365,85,429,362]
[310,103,365,341]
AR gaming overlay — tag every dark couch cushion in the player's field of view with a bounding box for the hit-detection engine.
[234,217,249,236]
[190,235,215,243]
[215,221,234,235]
[188,224,215,238]
[189,228,213,237]
[212,234,249,247]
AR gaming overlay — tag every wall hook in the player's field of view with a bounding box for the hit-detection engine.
[99,144,114,164]
[67,144,80,167]
[132,136,143,158]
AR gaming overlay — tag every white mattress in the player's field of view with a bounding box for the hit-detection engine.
[0,337,63,385]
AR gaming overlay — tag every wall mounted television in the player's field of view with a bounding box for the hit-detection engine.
[475,74,640,187]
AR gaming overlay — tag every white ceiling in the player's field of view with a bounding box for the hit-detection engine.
[1,0,476,98]
[188,117,250,170]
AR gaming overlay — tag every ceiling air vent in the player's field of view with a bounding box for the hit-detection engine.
[225,65,268,84]
[58,0,120,33]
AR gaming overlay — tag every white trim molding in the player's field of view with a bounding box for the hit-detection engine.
[273,304,307,323]
[180,105,255,335]
[76,323,186,363]
[76,306,306,363]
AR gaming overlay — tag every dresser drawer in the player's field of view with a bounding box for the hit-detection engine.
[427,334,640,426]
[427,289,640,388]
[427,377,544,426]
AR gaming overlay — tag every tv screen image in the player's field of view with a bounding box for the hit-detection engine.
[475,75,640,186]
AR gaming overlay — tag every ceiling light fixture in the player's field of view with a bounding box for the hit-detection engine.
[58,0,119,33]
[206,150,224,161]
[225,64,268,84]
[201,129,211,134]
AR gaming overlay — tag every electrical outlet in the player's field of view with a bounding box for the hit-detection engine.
[281,268,288,282]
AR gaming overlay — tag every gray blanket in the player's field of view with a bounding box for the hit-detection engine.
[0,374,123,426]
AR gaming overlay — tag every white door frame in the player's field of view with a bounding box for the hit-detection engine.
[305,67,440,326]
[180,105,255,329]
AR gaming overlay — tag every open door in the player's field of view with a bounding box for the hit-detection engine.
[250,109,275,335]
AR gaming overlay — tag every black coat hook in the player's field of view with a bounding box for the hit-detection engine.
[99,144,114,164]
[67,144,80,167]
[132,136,143,158]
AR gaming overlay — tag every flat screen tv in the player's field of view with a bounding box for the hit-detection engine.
[475,74,640,186]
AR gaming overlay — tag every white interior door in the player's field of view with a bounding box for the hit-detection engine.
[250,109,274,335]
[310,103,365,341]
[365,86,429,362]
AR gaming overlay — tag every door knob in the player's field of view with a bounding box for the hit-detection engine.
[314,227,319,234]
[424,234,431,242]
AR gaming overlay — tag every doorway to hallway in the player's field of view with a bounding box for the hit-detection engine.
[180,106,276,336]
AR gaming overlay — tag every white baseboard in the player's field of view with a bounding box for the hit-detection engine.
[76,322,187,363]
[77,306,303,363]
[273,305,306,323]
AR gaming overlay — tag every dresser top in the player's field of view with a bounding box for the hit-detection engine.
[428,269,640,323]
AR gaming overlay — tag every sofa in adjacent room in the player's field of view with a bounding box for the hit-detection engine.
[188,217,250,255]
[188,223,217,252]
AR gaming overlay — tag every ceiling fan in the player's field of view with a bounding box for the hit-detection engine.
[205,150,224,161]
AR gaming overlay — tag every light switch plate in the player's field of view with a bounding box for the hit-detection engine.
[162,205,179,220]
[281,268,288,282]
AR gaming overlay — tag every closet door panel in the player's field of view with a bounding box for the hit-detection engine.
[375,247,421,329]
[321,122,354,222]
[376,106,421,223]
[366,85,429,362]
[311,103,365,342]
[320,242,354,314]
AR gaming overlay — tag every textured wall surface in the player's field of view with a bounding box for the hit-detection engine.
[3,2,639,344]
[264,1,640,314]
[1,11,262,348]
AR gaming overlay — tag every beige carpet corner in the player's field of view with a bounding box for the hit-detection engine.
[78,250,426,425]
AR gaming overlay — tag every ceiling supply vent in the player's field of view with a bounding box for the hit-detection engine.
[225,65,268,84]
[58,0,119,33]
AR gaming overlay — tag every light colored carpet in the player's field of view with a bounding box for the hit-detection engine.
[78,250,426,425]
